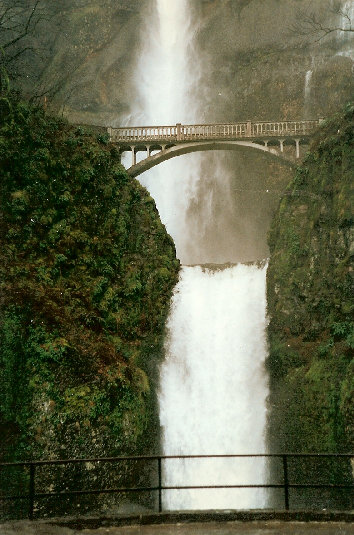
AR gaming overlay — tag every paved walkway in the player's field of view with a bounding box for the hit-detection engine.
[0,521,353,535]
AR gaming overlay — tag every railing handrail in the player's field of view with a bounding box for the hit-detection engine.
[1,451,352,467]
[108,120,321,145]
[1,452,352,520]
[109,119,320,130]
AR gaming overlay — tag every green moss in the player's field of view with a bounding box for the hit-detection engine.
[267,104,353,456]
[0,93,180,468]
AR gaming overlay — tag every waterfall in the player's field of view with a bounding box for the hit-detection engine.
[304,70,312,102]
[126,0,202,260]
[304,68,313,118]
[159,264,268,509]
[128,0,269,510]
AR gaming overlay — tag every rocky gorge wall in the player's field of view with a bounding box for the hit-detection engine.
[267,105,353,453]
[191,0,353,121]
[0,93,179,516]
[32,1,353,125]
[266,104,353,508]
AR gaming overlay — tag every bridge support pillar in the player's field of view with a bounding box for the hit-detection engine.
[131,146,136,166]
[279,139,285,152]
[295,138,300,159]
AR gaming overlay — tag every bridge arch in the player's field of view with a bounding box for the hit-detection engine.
[108,119,321,177]
[125,140,295,178]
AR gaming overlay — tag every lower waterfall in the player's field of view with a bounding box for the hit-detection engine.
[158,263,269,510]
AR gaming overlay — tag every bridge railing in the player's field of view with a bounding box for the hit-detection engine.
[251,120,319,137]
[181,123,248,139]
[1,453,352,520]
[108,125,179,142]
[108,120,320,143]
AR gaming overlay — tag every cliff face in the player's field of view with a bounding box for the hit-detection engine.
[7,1,148,125]
[192,0,353,122]
[14,1,353,125]
[266,104,353,455]
[0,94,179,473]
[173,0,353,263]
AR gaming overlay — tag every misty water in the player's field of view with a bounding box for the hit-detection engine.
[127,0,269,510]
[159,264,268,509]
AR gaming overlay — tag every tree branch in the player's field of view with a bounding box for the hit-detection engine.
[4,45,34,65]
[0,0,44,50]
[290,2,353,42]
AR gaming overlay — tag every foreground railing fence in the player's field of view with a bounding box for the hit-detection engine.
[0,453,353,520]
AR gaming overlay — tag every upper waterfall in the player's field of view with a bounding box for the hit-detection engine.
[134,0,197,125]
[126,0,202,263]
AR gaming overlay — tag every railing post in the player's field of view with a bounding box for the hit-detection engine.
[28,463,35,520]
[176,123,182,141]
[282,454,289,511]
[158,457,162,513]
[246,121,252,137]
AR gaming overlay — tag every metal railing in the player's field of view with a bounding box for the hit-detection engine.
[108,120,321,143]
[0,453,352,520]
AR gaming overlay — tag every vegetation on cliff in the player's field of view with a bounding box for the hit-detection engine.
[267,104,353,457]
[0,92,179,469]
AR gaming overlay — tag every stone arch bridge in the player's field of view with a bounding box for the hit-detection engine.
[108,119,322,178]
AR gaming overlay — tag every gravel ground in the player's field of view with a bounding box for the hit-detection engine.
[0,521,353,535]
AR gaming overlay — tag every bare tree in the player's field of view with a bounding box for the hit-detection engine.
[0,0,122,108]
[290,0,353,42]
[0,1,46,83]
[0,1,83,101]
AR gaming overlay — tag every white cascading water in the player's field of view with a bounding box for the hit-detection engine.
[129,0,269,510]
[159,264,268,509]
[125,0,202,259]
[304,69,313,118]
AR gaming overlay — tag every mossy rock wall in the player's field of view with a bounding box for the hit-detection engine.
[267,105,354,509]
[266,104,353,505]
[0,94,179,515]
